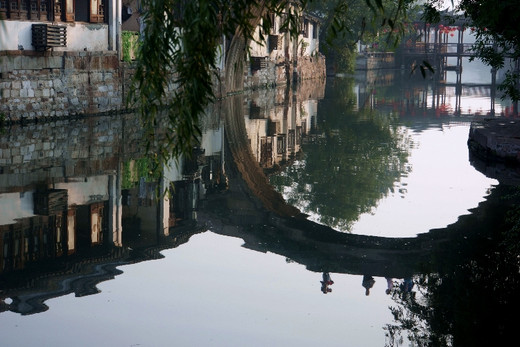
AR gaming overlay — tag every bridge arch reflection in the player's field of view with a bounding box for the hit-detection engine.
[0,80,518,321]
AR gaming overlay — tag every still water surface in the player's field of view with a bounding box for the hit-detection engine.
[1,65,519,346]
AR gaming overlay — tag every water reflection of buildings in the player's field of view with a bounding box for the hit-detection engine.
[244,80,325,169]
[0,111,225,314]
[355,68,513,117]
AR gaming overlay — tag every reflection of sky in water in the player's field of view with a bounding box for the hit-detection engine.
[278,59,506,236]
[352,124,497,237]
[0,232,398,346]
[442,58,513,115]
[287,122,498,238]
[0,192,34,225]
[0,43,511,344]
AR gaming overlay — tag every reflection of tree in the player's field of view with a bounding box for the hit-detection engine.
[384,185,520,346]
[270,78,411,231]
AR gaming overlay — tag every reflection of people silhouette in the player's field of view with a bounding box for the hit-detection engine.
[362,275,375,296]
[401,277,414,293]
[320,272,334,294]
[385,277,394,295]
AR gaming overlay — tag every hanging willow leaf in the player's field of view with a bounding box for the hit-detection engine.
[422,60,435,74]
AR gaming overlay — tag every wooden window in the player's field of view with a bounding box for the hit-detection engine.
[21,0,29,18]
[269,34,280,52]
[67,209,76,254]
[90,203,104,245]
[0,1,8,19]
[0,1,106,23]
[90,0,103,23]
[53,0,62,21]
[301,19,309,38]
[28,0,48,20]
[29,0,37,19]
[64,0,73,21]
[8,0,28,19]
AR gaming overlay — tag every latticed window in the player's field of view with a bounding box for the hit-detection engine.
[29,0,48,20]
[0,0,105,22]
[0,1,8,19]
[53,0,61,20]
[2,1,51,20]
[8,0,27,19]
[10,0,19,13]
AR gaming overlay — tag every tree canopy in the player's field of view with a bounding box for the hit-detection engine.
[306,0,420,73]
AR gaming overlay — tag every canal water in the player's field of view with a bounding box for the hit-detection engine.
[1,63,519,346]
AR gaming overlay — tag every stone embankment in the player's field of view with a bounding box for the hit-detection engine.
[0,114,144,190]
[0,51,134,122]
[0,49,326,123]
[468,118,520,163]
[244,54,326,90]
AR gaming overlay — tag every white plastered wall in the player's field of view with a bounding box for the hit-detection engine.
[1,20,110,51]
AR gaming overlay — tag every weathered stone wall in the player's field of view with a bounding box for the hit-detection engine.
[355,53,396,70]
[296,54,326,82]
[468,118,520,164]
[0,51,128,122]
[244,60,279,90]
[244,53,326,90]
[0,48,325,121]
[0,114,144,191]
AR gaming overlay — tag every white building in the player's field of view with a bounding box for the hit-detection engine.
[0,1,121,53]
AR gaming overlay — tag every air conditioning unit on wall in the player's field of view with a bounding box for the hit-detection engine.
[32,24,67,51]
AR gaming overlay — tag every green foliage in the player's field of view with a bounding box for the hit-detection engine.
[122,158,159,189]
[461,0,520,102]
[270,78,411,231]
[411,60,435,79]
[121,31,140,63]
[306,0,419,73]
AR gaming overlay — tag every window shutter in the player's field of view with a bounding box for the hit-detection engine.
[90,0,104,23]
[63,0,73,21]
